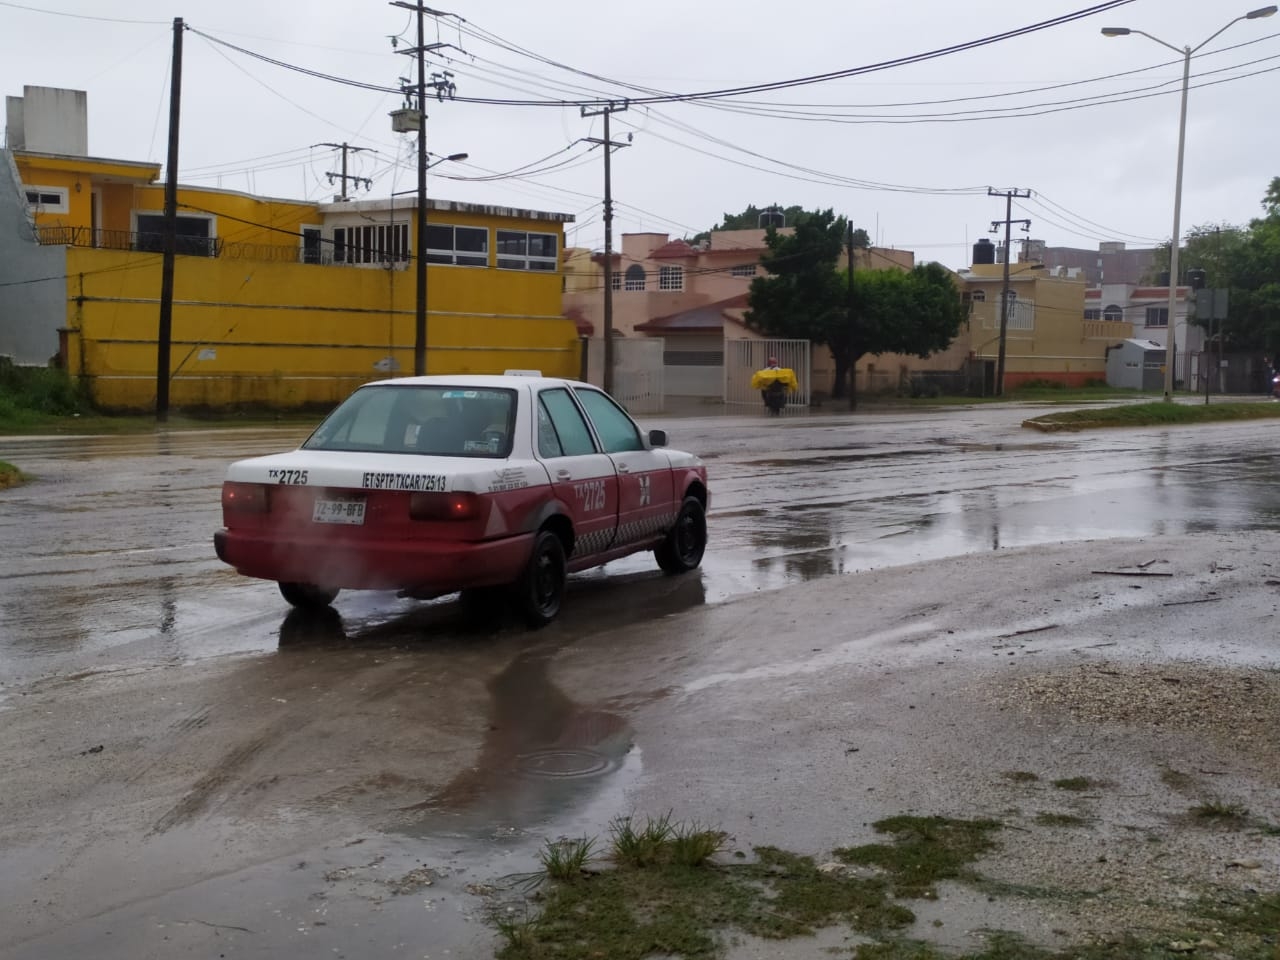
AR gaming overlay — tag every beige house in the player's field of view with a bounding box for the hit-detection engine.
[858,260,1133,394]
[564,227,914,398]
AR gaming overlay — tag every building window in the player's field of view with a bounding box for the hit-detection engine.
[1084,308,1101,321]
[301,226,323,265]
[970,289,986,302]
[135,212,216,257]
[610,270,622,291]
[658,265,684,291]
[425,223,487,266]
[1145,306,1169,327]
[332,223,409,265]
[730,263,756,279]
[496,229,557,271]
[25,186,70,214]
[1103,304,1124,322]
[624,264,646,291]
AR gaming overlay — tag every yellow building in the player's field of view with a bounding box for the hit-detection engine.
[1,85,578,411]
[858,259,1133,395]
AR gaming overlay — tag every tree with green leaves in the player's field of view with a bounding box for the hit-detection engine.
[746,208,967,399]
[686,204,869,248]
[1146,179,1280,352]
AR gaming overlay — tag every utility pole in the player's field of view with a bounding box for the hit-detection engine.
[156,16,184,423]
[391,2,452,377]
[988,187,1031,397]
[581,101,629,394]
[847,218,857,411]
[317,142,374,201]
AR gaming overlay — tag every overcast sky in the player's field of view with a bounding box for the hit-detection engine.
[2,0,1278,269]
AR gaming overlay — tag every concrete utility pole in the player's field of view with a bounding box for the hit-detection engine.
[581,101,629,394]
[847,218,858,411]
[156,16,184,423]
[988,188,1031,397]
[391,2,452,377]
[317,142,374,201]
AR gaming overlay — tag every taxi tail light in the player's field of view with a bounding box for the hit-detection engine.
[409,492,479,522]
[222,482,270,514]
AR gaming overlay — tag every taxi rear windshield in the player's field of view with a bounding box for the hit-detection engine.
[303,385,516,458]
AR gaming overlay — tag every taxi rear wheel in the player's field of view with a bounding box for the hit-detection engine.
[656,496,707,574]
[513,529,566,628]
[278,581,340,609]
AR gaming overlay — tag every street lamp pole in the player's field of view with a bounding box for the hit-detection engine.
[1101,5,1277,403]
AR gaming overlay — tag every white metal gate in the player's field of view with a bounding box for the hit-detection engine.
[723,338,811,408]
[615,337,664,414]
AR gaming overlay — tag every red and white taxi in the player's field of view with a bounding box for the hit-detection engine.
[213,373,709,626]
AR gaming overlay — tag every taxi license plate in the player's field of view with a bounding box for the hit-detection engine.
[313,499,366,525]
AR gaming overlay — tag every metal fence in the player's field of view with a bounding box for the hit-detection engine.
[724,338,811,408]
[613,338,665,414]
[34,226,318,264]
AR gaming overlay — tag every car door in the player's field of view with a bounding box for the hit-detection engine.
[572,387,675,547]
[535,387,619,559]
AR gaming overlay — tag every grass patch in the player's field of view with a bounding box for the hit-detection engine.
[1002,771,1040,783]
[1024,400,1280,432]
[1189,800,1250,824]
[833,816,1002,898]
[610,812,675,867]
[494,812,1280,960]
[1050,777,1095,792]
[1033,812,1088,827]
[0,460,23,489]
[539,836,595,881]
[496,844,913,960]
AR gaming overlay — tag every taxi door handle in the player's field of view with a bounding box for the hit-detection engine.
[616,464,631,474]
[555,469,572,480]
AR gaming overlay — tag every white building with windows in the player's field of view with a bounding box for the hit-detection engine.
[1085,283,1201,385]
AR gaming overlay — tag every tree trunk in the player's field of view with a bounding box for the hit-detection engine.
[831,354,849,398]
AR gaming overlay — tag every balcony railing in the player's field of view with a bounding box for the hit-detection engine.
[34,226,327,264]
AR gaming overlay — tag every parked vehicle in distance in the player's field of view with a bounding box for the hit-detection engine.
[213,372,709,627]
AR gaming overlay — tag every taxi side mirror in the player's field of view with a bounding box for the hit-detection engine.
[648,429,667,448]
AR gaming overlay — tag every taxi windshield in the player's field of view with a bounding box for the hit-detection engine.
[302,385,516,458]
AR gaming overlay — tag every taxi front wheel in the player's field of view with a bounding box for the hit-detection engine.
[279,581,340,609]
[513,529,566,628]
[656,496,707,574]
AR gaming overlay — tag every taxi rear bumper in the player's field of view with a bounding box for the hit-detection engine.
[214,528,535,592]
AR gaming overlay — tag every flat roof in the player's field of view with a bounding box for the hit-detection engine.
[319,196,574,223]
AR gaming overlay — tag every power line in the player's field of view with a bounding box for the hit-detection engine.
[189,3,1141,108]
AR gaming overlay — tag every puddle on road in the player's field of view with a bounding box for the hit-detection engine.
[397,643,639,840]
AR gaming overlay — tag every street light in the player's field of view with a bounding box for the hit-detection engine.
[412,150,468,377]
[1102,5,1276,402]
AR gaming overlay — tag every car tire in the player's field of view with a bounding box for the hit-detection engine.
[655,496,707,575]
[278,581,340,609]
[513,529,566,628]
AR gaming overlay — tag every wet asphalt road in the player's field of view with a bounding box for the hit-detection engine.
[2,399,1280,958]
[3,400,1279,686]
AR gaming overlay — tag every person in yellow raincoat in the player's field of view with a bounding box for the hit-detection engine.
[752,357,798,414]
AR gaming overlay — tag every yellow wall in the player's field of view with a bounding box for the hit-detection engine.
[63,244,578,411]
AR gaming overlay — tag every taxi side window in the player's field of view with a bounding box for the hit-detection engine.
[538,389,596,458]
[574,388,643,453]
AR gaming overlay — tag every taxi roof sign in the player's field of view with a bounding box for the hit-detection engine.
[503,369,543,377]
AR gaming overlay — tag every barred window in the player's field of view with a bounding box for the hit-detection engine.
[611,270,622,290]
[624,264,646,291]
[1103,304,1124,322]
[1145,306,1169,327]
[1084,308,1101,320]
[496,229,558,271]
[658,265,683,291]
[730,263,756,278]
[425,224,487,266]
[332,223,409,265]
